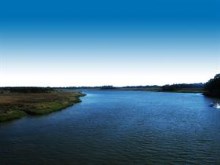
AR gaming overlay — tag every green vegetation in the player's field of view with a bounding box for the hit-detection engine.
[0,87,85,122]
[0,110,26,122]
[100,85,117,90]
[161,83,204,93]
[0,87,53,93]
[204,74,220,98]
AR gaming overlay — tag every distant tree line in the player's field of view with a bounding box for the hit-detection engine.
[161,83,204,92]
[122,85,160,88]
[61,85,160,90]
[100,86,117,90]
[0,87,54,93]
[204,74,220,98]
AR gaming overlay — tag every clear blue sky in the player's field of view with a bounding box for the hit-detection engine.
[0,0,219,86]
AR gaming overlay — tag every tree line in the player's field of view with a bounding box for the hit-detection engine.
[161,83,204,92]
[0,87,54,93]
[204,74,220,98]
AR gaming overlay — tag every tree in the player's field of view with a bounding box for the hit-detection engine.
[204,74,220,98]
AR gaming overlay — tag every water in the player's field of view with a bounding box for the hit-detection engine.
[0,90,220,164]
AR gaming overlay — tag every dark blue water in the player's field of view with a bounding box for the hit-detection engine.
[0,90,220,164]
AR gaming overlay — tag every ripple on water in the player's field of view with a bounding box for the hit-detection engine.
[0,90,220,164]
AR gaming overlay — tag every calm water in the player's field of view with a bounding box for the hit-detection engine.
[0,90,220,164]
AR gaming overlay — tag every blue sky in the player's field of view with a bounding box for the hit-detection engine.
[0,0,219,86]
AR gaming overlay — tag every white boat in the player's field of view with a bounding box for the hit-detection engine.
[213,103,220,109]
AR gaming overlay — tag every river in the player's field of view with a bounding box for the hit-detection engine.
[0,90,220,164]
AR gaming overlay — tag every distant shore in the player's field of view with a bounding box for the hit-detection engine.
[82,88,203,93]
[60,83,204,94]
[0,83,210,123]
[0,88,85,122]
[66,86,203,94]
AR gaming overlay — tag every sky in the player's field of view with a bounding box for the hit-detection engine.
[0,0,219,86]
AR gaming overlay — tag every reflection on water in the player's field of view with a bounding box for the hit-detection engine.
[0,90,220,164]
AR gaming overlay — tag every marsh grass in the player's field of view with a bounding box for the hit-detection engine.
[0,91,85,122]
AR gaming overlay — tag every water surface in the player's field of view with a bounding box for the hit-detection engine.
[0,90,220,164]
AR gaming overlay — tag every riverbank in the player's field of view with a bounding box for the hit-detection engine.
[0,91,85,122]
[160,88,203,93]
[62,83,204,94]
[78,87,203,93]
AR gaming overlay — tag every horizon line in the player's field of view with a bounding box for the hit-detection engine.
[0,82,205,88]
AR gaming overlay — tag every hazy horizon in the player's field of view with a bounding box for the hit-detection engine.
[1,0,219,86]
[0,82,206,88]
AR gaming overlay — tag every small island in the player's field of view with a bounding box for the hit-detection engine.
[0,87,85,122]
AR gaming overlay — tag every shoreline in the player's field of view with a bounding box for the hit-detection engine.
[80,88,203,94]
[0,91,85,123]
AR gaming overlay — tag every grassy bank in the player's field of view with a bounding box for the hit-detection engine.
[0,90,85,122]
